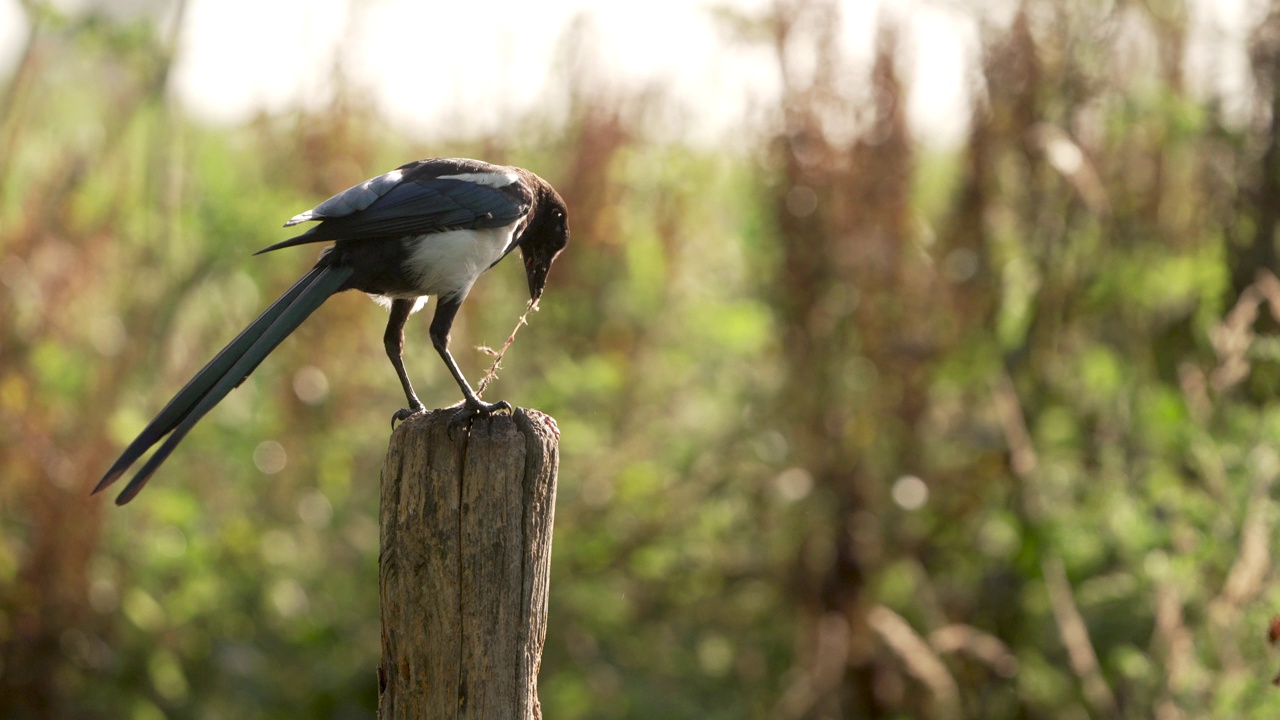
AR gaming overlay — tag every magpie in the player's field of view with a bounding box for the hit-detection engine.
[94,158,569,505]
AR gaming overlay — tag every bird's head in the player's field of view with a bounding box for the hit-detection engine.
[520,183,570,302]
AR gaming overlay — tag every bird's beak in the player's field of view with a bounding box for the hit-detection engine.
[525,254,550,302]
[518,208,567,301]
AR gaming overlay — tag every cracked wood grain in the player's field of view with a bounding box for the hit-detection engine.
[378,408,559,720]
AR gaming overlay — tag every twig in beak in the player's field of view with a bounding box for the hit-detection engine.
[476,297,541,396]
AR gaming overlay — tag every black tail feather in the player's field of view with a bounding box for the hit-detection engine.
[95,262,354,504]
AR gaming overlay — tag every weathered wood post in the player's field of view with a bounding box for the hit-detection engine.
[377,407,559,720]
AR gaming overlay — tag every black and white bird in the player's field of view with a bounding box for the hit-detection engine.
[95,158,570,505]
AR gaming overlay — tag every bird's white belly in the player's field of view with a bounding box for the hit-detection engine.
[399,222,518,300]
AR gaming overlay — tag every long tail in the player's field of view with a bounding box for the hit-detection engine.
[95,261,355,505]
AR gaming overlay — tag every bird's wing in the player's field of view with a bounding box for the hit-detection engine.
[257,159,531,254]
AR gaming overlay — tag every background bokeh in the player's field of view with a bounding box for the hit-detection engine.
[5,0,1280,718]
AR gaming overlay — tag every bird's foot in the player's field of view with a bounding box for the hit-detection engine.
[447,399,513,437]
[391,402,426,429]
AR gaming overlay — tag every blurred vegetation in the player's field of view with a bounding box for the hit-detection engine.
[6,0,1280,718]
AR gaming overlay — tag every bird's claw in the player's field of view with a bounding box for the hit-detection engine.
[391,404,425,429]
[447,399,513,437]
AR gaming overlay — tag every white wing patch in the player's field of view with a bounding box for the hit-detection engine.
[437,171,520,188]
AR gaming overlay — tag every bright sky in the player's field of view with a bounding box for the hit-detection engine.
[0,0,1260,147]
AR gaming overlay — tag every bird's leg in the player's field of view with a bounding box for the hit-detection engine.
[385,298,425,427]
[429,295,512,433]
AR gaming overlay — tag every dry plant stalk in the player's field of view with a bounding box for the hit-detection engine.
[475,298,540,397]
[1042,556,1118,716]
[866,605,961,719]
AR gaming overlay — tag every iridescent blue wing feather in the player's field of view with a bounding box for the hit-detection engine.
[258,160,530,254]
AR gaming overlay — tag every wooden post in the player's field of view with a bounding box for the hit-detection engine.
[377,407,559,720]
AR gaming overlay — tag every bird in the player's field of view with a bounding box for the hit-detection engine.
[94,158,570,506]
